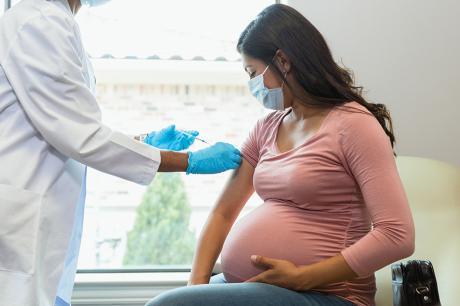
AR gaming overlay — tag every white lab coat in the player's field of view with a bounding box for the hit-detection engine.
[0,0,161,305]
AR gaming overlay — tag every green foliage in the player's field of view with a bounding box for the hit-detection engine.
[123,173,196,266]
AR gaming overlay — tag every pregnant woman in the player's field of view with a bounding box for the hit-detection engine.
[146,4,414,306]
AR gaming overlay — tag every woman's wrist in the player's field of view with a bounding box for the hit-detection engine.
[188,273,211,285]
[296,264,318,291]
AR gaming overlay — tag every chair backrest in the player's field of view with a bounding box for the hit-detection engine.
[375,156,460,306]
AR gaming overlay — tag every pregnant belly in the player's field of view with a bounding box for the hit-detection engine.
[220,202,350,283]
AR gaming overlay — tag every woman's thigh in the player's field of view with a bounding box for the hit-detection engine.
[145,274,354,306]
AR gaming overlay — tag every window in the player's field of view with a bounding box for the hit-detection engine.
[76,0,276,270]
[1,0,6,16]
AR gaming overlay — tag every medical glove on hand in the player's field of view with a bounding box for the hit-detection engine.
[187,142,241,174]
[144,124,198,151]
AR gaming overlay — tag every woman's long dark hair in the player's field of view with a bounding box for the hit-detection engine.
[238,4,395,148]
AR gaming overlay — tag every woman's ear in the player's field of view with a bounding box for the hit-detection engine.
[274,49,291,74]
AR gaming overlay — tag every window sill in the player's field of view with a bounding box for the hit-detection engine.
[73,272,190,306]
[72,264,223,306]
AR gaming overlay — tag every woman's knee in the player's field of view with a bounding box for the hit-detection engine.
[145,287,185,306]
[144,286,208,306]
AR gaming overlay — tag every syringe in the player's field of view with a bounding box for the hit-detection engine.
[179,130,210,145]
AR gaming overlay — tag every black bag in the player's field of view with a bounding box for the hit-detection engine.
[391,260,441,306]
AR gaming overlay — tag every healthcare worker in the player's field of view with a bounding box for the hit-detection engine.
[0,0,241,305]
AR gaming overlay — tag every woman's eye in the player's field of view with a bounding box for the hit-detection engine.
[249,71,256,79]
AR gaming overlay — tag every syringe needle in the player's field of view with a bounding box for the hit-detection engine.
[179,130,210,145]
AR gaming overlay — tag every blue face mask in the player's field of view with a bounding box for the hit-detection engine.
[80,0,111,7]
[248,64,286,111]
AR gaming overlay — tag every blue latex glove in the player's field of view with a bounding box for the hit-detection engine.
[144,124,199,151]
[187,142,241,174]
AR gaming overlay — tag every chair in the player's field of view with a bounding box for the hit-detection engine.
[375,156,460,305]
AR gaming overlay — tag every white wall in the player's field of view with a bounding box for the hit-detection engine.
[289,0,460,166]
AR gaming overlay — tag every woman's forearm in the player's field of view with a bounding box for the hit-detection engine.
[189,212,235,282]
[298,254,358,290]
[189,160,255,283]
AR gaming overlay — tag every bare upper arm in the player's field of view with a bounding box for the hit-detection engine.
[211,158,256,222]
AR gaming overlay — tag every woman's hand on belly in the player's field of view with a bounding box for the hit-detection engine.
[244,255,308,291]
[245,253,358,291]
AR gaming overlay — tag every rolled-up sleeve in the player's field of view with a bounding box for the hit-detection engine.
[1,13,160,185]
[339,111,415,276]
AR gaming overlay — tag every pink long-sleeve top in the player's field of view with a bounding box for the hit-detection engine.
[220,102,415,306]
